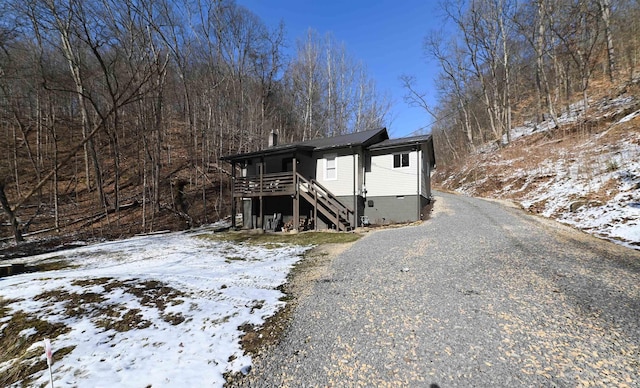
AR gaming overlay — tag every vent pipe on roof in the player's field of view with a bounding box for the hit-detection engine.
[268,131,278,147]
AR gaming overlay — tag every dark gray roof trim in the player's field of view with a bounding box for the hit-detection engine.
[368,134,433,150]
[301,127,388,150]
[220,144,315,161]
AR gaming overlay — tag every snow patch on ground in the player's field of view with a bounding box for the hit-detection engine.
[0,224,309,387]
[442,93,640,250]
[507,99,593,143]
[517,129,640,249]
[506,96,639,144]
[619,109,640,123]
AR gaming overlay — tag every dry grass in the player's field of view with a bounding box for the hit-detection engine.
[29,259,79,272]
[0,277,188,387]
[0,297,74,387]
[203,230,362,246]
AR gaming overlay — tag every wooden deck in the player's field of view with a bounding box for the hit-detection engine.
[232,172,295,197]
[232,171,354,231]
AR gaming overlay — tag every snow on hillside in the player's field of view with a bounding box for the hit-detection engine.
[518,131,640,248]
[504,95,639,143]
[438,93,640,250]
[0,225,309,387]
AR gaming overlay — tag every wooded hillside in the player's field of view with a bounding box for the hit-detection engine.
[419,0,640,249]
[0,0,389,243]
[407,0,640,166]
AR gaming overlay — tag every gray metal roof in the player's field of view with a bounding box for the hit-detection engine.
[220,128,437,164]
[298,127,388,150]
[221,127,389,162]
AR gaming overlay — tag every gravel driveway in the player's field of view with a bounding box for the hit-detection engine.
[231,191,640,387]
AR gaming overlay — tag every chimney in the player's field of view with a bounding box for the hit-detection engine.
[268,131,278,147]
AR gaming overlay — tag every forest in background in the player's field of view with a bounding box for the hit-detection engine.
[0,0,390,243]
[404,0,639,166]
[2,0,639,245]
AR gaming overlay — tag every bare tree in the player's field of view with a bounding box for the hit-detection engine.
[418,31,477,150]
[513,0,559,128]
[443,0,500,142]
[597,0,616,82]
[38,0,106,206]
[288,29,389,138]
[616,0,640,80]
[551,0,602,115]
[290,29,323,140]
[0,181,23,242]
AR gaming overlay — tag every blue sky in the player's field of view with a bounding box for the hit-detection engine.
[236,0,444,138]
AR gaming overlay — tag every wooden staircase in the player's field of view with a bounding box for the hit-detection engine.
[296,173,353,231]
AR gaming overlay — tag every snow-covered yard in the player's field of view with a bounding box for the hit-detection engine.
[0,225,310,387]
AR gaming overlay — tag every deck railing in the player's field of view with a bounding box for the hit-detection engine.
[232,172,295,197]
[232,171,353,231]
[297,173,353,231]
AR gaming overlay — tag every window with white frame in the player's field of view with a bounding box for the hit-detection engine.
[324,153,337,180]
[393,153,410,168]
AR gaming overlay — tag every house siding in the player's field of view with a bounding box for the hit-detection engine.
[241,153,315,177]
[366,150,419,197]
[315,151,360,197]
[363,195,420,224]
[336,194,364,226]
[295,153,315,178]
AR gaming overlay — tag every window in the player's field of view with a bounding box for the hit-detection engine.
[324,154,337,180]
[393,153,410,168]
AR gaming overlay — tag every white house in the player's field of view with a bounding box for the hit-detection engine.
[221,127,435,231]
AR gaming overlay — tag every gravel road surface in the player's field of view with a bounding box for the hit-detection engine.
[231,191,640,387]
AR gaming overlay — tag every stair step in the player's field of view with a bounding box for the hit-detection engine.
[296,174,353,231]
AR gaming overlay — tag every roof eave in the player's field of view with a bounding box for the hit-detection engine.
[368,137,432,151]
[220,145,314,162]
